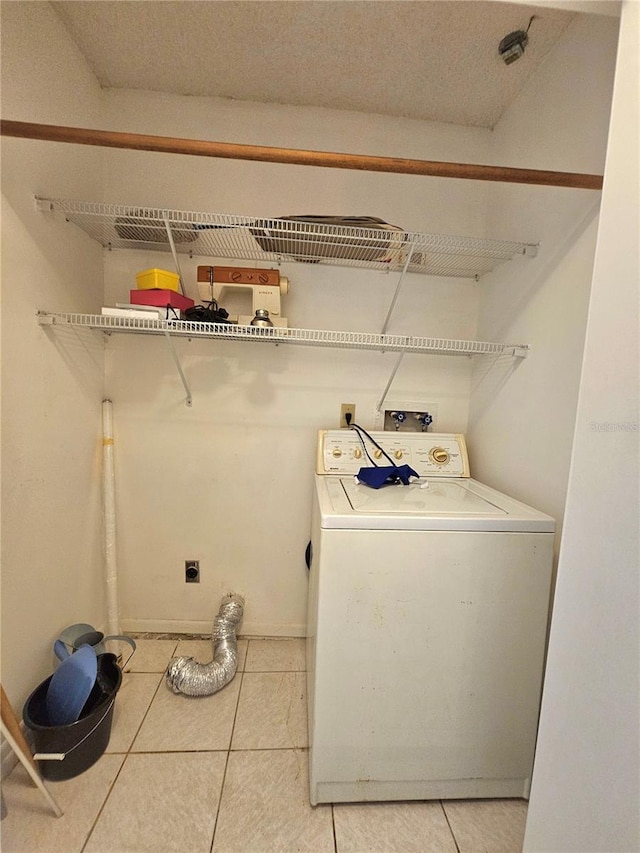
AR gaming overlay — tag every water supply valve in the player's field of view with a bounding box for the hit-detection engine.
[415,412,433,431]
[390,411,407,430]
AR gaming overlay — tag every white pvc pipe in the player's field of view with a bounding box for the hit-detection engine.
[102,399,120,636]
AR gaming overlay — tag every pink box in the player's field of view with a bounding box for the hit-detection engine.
[130,289,194,312]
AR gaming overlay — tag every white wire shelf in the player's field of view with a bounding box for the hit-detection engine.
[37,312,530,358]
[36,198,538,280]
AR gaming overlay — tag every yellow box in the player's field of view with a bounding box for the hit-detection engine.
[136,268,180,292]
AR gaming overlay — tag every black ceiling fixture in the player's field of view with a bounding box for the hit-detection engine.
[499,15,536,65]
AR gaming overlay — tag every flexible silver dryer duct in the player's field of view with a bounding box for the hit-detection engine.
[166,593,245,696]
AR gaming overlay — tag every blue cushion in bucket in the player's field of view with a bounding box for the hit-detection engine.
[46,644,98,726]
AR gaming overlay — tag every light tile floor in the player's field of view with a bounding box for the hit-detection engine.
[1,638,528,852]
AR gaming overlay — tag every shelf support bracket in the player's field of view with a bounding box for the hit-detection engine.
[162,329,192,407]
[162,214,187,296]
[376,351,405,413]
[380,245,415,336]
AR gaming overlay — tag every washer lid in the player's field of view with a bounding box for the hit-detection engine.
[342,479,504,516]
[317,476,556,532]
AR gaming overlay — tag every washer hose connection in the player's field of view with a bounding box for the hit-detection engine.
[165,593,245,696]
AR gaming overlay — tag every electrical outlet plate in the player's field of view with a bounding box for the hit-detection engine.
[340,403,356,428]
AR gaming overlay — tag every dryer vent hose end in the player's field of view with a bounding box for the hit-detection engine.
[165,593,245,696]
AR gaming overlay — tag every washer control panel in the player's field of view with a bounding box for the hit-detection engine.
[317,430,470,477]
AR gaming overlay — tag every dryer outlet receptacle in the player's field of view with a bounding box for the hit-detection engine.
[185,560,200,583]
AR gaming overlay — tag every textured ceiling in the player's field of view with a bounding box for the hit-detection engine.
[52,0,580,128]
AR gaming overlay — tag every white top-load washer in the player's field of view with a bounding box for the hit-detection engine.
[306,430,554,805]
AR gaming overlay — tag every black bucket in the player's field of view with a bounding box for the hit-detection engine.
[23,653,122,781]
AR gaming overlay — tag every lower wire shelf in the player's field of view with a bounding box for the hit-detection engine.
[38,311,529,408]
[37,312,530,358]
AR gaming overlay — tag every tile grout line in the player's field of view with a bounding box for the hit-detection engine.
[208,748,232,853]
[121,639,179,752]
[439,799,461,853]
[79,642,178,853]
[108,745,311,755]
[79,756,129,853]
[244,668,306,672]
[228,641,250,753]
[209,641,249,852]
[331,803,339,853]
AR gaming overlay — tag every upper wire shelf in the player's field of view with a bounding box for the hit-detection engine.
[36,198,538,280]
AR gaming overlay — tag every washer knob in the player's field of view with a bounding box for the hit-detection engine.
[374,449,383,459]
[430,447,450,465]
[353,449,363,459]
[332,448,342,458]
[394,450,403,460]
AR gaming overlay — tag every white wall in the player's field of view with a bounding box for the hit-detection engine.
[0,3,105,708]
[467,13,619,558]
[101,91,492,634]
[524,1,639,849]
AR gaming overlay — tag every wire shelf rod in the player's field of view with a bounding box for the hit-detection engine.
[6,121,604,189]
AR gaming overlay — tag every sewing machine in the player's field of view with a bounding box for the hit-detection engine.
[197,265,289,327]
